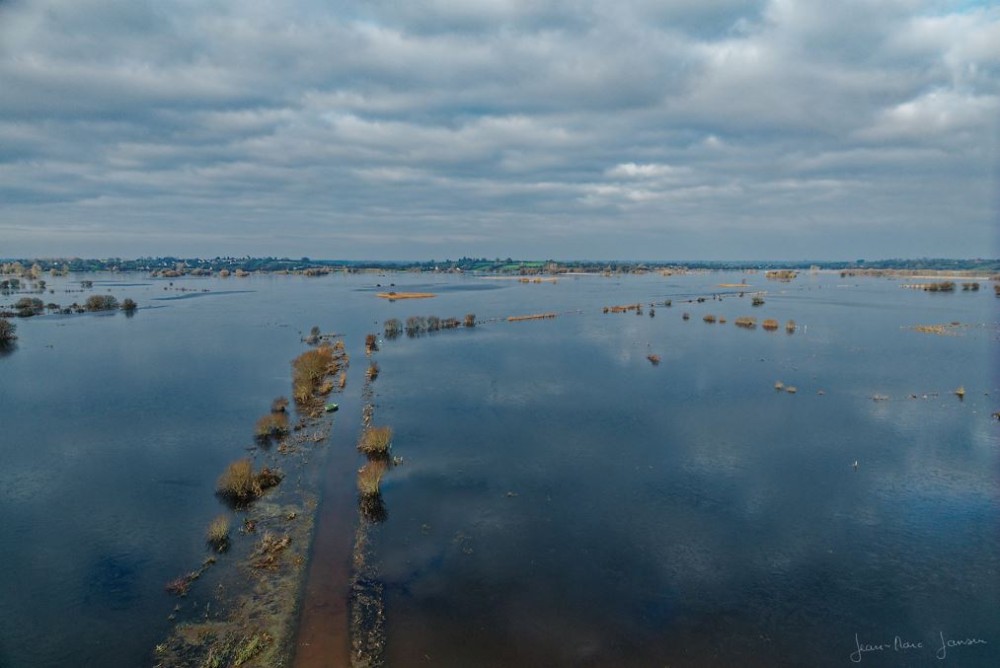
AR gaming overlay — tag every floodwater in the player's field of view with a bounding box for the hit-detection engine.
[0,270,997,667]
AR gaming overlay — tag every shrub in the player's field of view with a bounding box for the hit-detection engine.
[217,459,257,504]
[785,320,797,333]
[15,297,43,317]
[0,318,15,344]
[365,333,379,354]
[703,314,716,323]
[120,298,137,312]
[751,295,765,306]
[358,460,388,497]
[85,294,119,311]
[255,412,289,439]
[405,316,427,337]
[206,515,231,552]
[358,426,392,458]
[384,318,402,339]
[427,315,441,332]
[464,313,476,327]
[216,459,283,505]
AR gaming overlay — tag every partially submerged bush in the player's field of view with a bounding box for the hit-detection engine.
[206,515,231,552]
[762,319,779,331]
[255,412,289,439]
[216,459,283,505]
[384,318,402,339]
[464,313,476,327]
[365,333,379,354]
[358,460,388,497]
[0,318,15,344]
[120,298,137,312]
[703,314,716,323]
[734,317,757,329]
[358,426,392,458]
[85,294,119,311]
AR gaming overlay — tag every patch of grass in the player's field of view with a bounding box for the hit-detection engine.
[216,459,283,505]
[358,460,388,497]
[734,316,756,329]
[464,313,476,327]
[358,426,392,458]
[647,354,661,366]
[206,515,231,553]
[762,318,779,331]
[785,320,796,333]
[366,362,380,382]
[365,333,378,354]
[703,314,716,323]
[271,396,289,413]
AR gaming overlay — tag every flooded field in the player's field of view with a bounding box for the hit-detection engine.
[0,270,997,667]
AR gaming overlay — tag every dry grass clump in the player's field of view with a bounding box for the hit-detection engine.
[405,316,427,336]
[251,532,292,571]
[271,396,289,413]
[366,362,380,382]
[358,460,388,497]
[507,312,557,322]
[216,459,283,505]
[762,318,779,331]
[358,426,393,458]
[765,270,798,281]
[206,515,231,552]
[774,381,785,391]
[647,354,661,366]
[961,282,980,291]
[785,386,798,394]
[365,333,379,355]
[255,412,289,439]
[377,291,436,300]
[604,303,642,314]
[703,314,716,323]
[464,313,476,327]
[922,281,955,292]
[954,385,966,398]
[292,344,347,412]
[785,320,796,333]
[735,316,757,329]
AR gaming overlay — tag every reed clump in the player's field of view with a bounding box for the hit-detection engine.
[954,385,966,398]
[734,316,756,329]
[216,459,283,505]
[703,314,716,323]
[271,396,289,413]
[961,282,979,291]
[0,317,16,345]
[358,460,388,497]
[358,426,393,458]
[464,313,476,327]
[762,319,779,331]
[922,281,955,292]
[647,354,661,366]
[765,270,798,281]
[751,294,765,306]
[206,515,231,552]
[366,362,380,382]
[785,320,796,333]
[291,344,346,413]
[365,333,378,355]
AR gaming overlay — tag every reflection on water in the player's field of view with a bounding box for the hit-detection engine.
[363,273,999,667]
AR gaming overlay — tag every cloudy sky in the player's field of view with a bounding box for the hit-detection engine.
[0,0,997,260]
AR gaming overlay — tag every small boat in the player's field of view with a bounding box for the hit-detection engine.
[325,403,339,413]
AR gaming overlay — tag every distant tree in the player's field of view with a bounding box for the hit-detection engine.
[0,317,16,344]
[85,295,119,311]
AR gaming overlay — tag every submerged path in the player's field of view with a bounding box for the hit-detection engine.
[293,428,358,667]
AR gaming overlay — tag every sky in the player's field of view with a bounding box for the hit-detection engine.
[0,0,997,261]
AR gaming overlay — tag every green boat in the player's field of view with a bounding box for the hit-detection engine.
[324,403,339,413]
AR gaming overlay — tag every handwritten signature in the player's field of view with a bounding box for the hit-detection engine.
[850,631,988,662]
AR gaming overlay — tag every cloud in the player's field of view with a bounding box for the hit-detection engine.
[0,0,996,259]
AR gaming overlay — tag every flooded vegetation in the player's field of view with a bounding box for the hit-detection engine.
[0,267,997,667]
